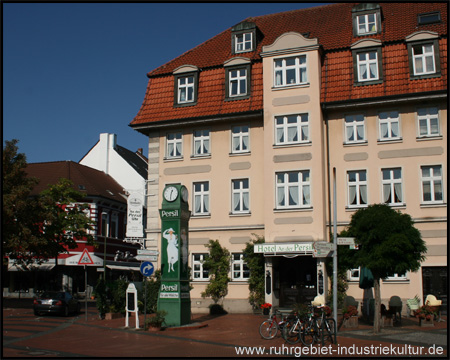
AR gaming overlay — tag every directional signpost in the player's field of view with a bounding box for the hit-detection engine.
[312,242,334,258]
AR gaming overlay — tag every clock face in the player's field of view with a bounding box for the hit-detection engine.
[181,187,189,202]
[164,186,178,202]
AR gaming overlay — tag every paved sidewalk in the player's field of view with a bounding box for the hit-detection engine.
[3,304,447,358]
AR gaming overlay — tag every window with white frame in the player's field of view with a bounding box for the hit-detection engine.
[357,13,377,35]
[110,212,118,238]
[417,107,440,137]
[232,253,250,280]
[384,273,408,281]
[412,43,436,76]
[193,130,210,156]
[275,114,309,145]
[421,165,443,204]
[229,68,247,97]
[348,268,360,282]
[347,170,368,207]
[379,111,400,141]
[232,179,250,214]
[274,55,307,87]
[382,168,403,205]
[345,114,366,143]
[231,125,249,153]
[166,132,183,158]
[235,32,253,53]
[276,170,311,209]
[193,182,210,215]
[177,75,195,104]
[357,51,379,82]
[101,212,109,237]
[192,253,209,280]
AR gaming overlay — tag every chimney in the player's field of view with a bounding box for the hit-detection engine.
[137,148,143,155]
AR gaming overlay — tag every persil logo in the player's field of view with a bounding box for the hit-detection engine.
[161,284,177,292]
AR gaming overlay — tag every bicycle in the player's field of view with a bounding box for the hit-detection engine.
[259,310,289,339]
[302,305,335,346]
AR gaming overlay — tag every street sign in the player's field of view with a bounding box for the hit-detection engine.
[337,237,355,245]
[140,261,154,277]
[137,249,159,255]
[312,242,333,258]
[135,255,158,262]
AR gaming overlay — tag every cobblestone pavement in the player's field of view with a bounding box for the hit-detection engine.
[2,303,447,358]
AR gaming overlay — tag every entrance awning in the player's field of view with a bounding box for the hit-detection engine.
[7,259,55,271]
[106,264,140,271]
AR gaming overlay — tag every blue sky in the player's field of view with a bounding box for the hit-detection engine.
[3,2,327,163]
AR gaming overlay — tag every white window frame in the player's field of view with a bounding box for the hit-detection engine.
[177,75,195,104]
[275,170,311,209]
[383,273,408,282]
[229,68,247,97]
[357,51,379,82]
[420,165,443,204]
[193,130,210,157]
[417,107,440,138]
[357,13,377,35]
[345,114,366,144]
[412,43,436,76]
[382,168,404,206]
[275,113,309,145]
[101,212,109,237]
[231,125,250,154]
[231,179,250,214]
[192,253,209,281]
[235,32,253,53]
[378,111,401,141]
[231,253,250,281]
[193,181,210,216]
[348,268,360,282]
[347,170,368,208]
[274,55,307,87]
[166,132,183,158]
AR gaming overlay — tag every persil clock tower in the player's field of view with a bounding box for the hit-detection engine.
[158,184,191,326]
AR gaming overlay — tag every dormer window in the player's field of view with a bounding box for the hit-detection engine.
[173,65,199,107]
[352,3,382,37]
[231,21,257,55]
[406,31,441,79]
[224,57,251,100]
[418,12,441,26]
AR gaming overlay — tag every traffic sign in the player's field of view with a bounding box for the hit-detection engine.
[312,242,333,258]
[78,249,94,265]
[135,255,158,262]
[137,249,159,255]
[337,237,355,245]
[140,261,154,277]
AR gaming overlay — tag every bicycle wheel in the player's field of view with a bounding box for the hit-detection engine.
[282,318,301,344]
[322,318,336,345]
[259,319,278,339]
[300,322,315,346]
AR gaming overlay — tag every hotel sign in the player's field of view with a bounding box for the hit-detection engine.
[254,243,313,254]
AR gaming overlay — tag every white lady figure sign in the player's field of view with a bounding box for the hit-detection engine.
[163,228,178,272]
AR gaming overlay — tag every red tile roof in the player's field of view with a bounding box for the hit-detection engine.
[131,2,447,127]
[26,161,126,203]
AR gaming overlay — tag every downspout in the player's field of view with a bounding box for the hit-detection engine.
[323,53,332,240]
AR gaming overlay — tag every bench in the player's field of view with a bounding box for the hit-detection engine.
[406,296,420,317]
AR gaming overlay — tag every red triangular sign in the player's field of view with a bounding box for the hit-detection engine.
[78,249,94,265]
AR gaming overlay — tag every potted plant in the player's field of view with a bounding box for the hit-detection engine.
[261,303,272,316]
[146,310,167,331]
[414,305,437,327]
[342,305,358,328]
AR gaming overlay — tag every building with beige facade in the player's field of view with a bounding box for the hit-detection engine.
[130,3,447,314]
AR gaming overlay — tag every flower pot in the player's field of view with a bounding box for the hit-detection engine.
[343,316,358,328]
[419,317,434,327]
[263,308,270,316]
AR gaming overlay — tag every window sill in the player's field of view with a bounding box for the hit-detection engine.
[420,202,446,209]
[273,207,313,213]
[191,154,211,160]
[386,203,406,209]
[231,280,250,283]
[416,135,443,142]
[191,280,210,283]
[345,205,368,211]
[273,141,312,149]
[164,156,184,162]
[229,212,251,217]
[377,138,402,144]
[191,214,211,219]
[382,279,409,283]
[272,83,310,91]
[354,79,383,86]
[343,141,368,147]
[229,151,251,157]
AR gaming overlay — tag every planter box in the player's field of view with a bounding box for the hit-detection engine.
[419,317,434,327]
[343,316,358,328]
[105,312,123,320]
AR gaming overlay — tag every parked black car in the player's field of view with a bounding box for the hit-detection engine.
[33,291,80,316]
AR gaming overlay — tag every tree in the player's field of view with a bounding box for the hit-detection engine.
[3,139,95,266]
[201,240,231,305]
[344,204,426,333]
[243,235,265,309]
